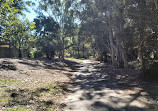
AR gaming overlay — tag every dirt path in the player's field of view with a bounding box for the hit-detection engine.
[64,60,158,111]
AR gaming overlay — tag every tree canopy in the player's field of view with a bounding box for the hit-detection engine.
[0,0,158,78]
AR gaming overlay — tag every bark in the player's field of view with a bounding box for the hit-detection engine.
[154,0,158,9]
[111,48,116,66]
[138,32,155,71]
[82,44,85,58]
[117,8,128,68]
[108,28,117,66]
[58,36,64,60]
[116,38,124,68]
[103,51,108,62]
[18,39,22,58]
[121,41,128,68]
[18,49,22,58]
[77,45,80,58]
[61,37,65,59]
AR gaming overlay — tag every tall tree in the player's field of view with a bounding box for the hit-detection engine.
[37,0,79,59]
[0,0,35,57]
[34,15,60,58]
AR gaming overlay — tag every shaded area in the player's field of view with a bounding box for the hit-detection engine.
[0,61,17,70]
[90,101,146,111]
[18,58,81,72]
[63,59,82,71]
[64,60,158,111]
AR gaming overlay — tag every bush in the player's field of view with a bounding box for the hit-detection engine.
[34,50,43,58]
[145,62,158,81]
[28,48,37,58]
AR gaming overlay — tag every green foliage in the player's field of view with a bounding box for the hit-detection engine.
[28,48,37,58]
[34,15,60,58]
[1,0,158,71]
[34,50,43,58]
[37,0,80,59]
[0,0,35,58]
[78,0,158,66]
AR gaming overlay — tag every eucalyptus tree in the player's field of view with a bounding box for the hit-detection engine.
[37,0,79,59]
[34,15,60,58]
[78,0,129,67]
[125,0,158,71]
[78,0,109,58]
[79,0,158,73]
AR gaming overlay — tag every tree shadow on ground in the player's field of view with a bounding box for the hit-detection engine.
[18,58,81,72]
[62,59,82,71]
[65,62,158,111]
[90,101,145,111]
[0,61,17,70]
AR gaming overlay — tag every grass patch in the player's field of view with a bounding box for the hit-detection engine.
[0,82,67,111]
[35,82,66,95]
[0,78,21,110]
[4,108,28,111]
[0,78,20,86]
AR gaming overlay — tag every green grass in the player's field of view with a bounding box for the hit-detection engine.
[0,79,21,110]
[35,82,65,93]
[0,78,20,86]
[4,108,28,111]
[0,97,8,102]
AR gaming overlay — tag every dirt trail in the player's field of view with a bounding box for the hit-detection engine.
[64,60,158,111]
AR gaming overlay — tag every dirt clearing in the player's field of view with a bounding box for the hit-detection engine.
[0,58,79,111]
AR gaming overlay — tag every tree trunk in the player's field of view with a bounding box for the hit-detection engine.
[108,28,117,66]
[154,0,158,9]
[60,36,65,60]
[77,40,80,58]
[116,38,124,68]
[138,32,155,71]
[82,44,85,58]
[18,40,22,58]
[138,45,145,71]
[111,48,116,66]
[121,41,128,68]
[18,48,22,58]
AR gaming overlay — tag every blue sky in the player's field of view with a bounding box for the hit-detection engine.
[24,9,37,22]
[23,0,38,22]
[22,0,82,24]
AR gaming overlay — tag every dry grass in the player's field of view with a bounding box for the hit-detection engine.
[0,58,76,111]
